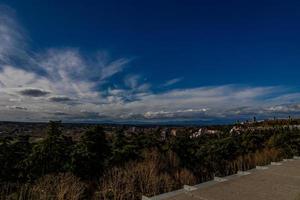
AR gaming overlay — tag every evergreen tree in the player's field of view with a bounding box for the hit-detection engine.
[71,126,111,179]
[24,121,73,180]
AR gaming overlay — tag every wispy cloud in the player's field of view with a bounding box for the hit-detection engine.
[124,74,150,91]
[100,58,129,80]
[162,77,183,87]
[0,5,24,63]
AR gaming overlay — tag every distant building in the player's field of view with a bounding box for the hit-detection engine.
[190,128,220,138]
[171,129,177,137]
[160,129,167,140]
[230,126,242,134]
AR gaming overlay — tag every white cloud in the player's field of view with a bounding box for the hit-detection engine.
[0,5,34,69]
[100,58,129,80]
[144,108,208,119]
[124,74,150,92]
[162,77,183,87]
[1,67,300,121]
[124,74,140,89]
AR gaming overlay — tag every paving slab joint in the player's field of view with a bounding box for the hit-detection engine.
[214,177,228,182]
[237,171,251,176]
[283,158,294,162]
[271,162,282,166]
[183,185,198,191]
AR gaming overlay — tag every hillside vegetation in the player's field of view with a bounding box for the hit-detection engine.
[0,121,299,200]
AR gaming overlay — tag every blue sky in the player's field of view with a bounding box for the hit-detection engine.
[0,0,300,123]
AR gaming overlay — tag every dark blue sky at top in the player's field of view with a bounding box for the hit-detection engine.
[2,0,300,90]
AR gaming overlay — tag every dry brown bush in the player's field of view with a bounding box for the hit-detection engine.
[96,148,282,200]
[230,148,282,173]
[0,182,19,200]
[95,150,196,200]
[0,173,88,200]
[32,173,88,200]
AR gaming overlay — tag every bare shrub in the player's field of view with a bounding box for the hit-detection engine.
[0,173,88,200]
[254,148,282,166]
[32,173,88,200]
[0,182,19,200]
[230,148,282,173]
[95,150,196,200]
[173,168,197,186]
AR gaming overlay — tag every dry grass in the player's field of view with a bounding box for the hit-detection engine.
[0,173,88,200]
[230,148,282,173]
[95,148,282,200]
[95,150,196,200]
[0,182,19,200]
[32,173,88,200]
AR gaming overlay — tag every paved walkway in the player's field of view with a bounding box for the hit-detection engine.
[145,159,300,200]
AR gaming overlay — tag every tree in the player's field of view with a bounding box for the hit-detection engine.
[24,121,73,180]
[0,135,32,182]
[71,126,111,179]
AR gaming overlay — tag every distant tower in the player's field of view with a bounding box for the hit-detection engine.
[253,116,257,123]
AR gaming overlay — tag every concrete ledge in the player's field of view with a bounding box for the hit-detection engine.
[283,158,294,162]
[271,162,282,166]
[142,188,186,200]
[237,171,251,176]
[183,185,197,191]
[256,166,269,170]
[142,195,151,200]
[194,180,218,189]
[214,177,228,182]
[293,156,300,160]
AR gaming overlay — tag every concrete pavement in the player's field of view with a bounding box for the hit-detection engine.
[143,159,300,200]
